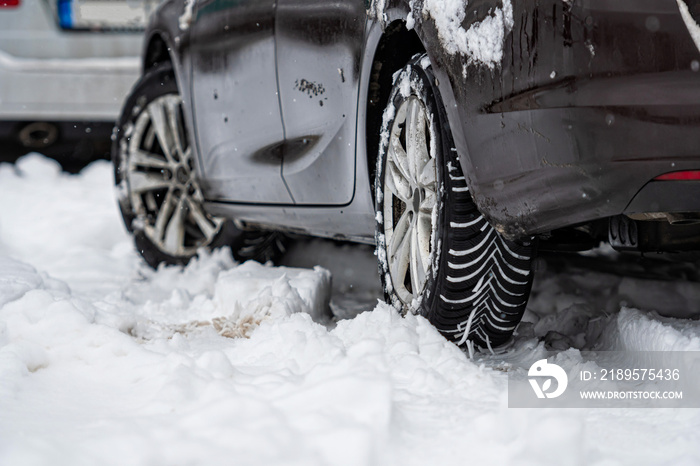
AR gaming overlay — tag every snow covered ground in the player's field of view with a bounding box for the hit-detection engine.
[1,154,700,465]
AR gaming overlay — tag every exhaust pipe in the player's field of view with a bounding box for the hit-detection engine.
[18,122,59,150]
[627,212,700,225]
[666,213,700,225]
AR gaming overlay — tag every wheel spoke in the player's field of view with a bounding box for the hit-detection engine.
[145,191,159,212]
[164,197,187,254]
[182,147,193,167]
[389,135,412,184]
[148,99,175,163]
[130,149,170,170]
[406,99,429,181]
[420,189,437,214]
[143,123,157,149]
[410,226,427,295]
[153,189,176,240]
[390,251,409,296]
[418,159,436,189]
[165,96,185,161]
[416,211,433,255]
[388,209,411,261]
[388,210,412,293]
[129,170,171,193]
[185,196,219,241]
[390,243,410,293]
[386,159,412,203]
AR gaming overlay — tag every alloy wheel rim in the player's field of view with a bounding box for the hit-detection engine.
[383,97,438,306]
[126,94,224,257]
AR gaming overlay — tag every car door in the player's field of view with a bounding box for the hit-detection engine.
[275,0,366,205]
[188,0,292,203]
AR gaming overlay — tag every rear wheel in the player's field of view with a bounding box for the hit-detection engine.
[375,55,536,352]
[112,64,284,268]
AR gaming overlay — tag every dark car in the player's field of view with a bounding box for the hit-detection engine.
[111,0,700,351]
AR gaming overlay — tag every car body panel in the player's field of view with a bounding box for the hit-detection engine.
[276,0,366,205]
[205,15,384,243]
[188,0,292,204]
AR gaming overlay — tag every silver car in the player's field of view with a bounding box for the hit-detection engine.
[0,0,158,159]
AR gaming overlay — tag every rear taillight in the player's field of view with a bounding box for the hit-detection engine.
[654,171,700,181]
[0,0,20,8]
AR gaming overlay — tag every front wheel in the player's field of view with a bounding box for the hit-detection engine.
[112,64,284,268]
[375,55,536,351]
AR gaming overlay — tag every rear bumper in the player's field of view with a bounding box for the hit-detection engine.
[474,70,700,236]
[626,180,700,214]
[0,49,139,121]
[446,0,700,238]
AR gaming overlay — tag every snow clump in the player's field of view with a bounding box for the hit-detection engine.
[423,0,514,68]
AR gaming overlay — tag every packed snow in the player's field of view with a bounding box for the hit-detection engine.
[372,0,513,68]
[1,154,700,465]
[179,0,195,31]
[677,0,700,53]
[422,0,514,68]
[369,0,387,25]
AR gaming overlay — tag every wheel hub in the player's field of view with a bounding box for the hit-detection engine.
[175,165,189,185]
[412,188,421,213]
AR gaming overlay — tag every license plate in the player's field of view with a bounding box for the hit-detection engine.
[57,0,161,31]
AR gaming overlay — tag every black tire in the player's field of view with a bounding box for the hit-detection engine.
[112,63,285,268]
[375,55,536,351]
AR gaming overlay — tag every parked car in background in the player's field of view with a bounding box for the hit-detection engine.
[0,0,159,171]
[112,0,700,352]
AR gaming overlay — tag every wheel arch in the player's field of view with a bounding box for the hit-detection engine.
[363,19,425,199]
[143,32,173,73]
[140,0,190,74]
[363,3,471,209]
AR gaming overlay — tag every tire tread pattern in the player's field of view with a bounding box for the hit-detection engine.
[376,55,536,350]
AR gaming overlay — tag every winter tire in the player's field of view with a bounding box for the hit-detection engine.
[112,64,285,268]
[375,55,536,351]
